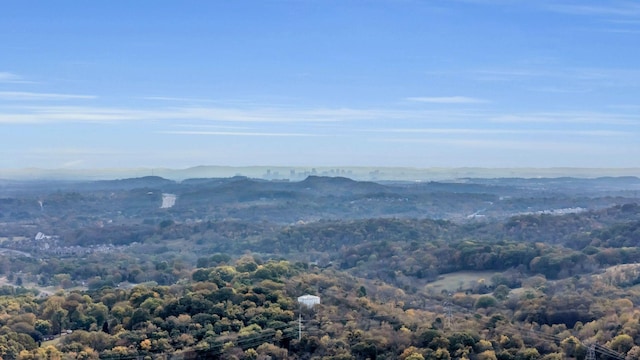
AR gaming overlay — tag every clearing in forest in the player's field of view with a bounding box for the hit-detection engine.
[425,271,498,294]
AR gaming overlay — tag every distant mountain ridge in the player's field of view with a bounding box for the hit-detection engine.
[2,166,640,181]
[2,175,638,225]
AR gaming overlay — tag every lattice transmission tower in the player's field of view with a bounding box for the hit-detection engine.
[585,343,596,360]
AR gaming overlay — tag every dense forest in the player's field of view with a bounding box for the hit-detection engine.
[0,176,640,359]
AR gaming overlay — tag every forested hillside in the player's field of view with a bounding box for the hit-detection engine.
[0,176,639,359]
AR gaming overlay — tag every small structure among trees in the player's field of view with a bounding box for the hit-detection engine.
[297,294,320,308]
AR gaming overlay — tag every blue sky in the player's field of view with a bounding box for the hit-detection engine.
[1,0,639,170]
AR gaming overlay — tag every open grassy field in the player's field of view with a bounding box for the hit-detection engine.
[41,336,62,347]
[425,270,498,294]
[0,236,27,244]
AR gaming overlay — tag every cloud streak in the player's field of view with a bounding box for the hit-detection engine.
[0,104,486,124]
[377,128,632,137]
[455,1,640,19]
[159,130,322,137]
[375,137,619,153]
[142,96,217,103]
[1,103,637,137]
[490,111,640,125]
[0,72,34,84]
[473,67,640,87]
[406,96,488,104]
[0,91,97,101]
[547,2,640,18]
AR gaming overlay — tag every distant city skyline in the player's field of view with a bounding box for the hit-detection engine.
[1,1,639,170]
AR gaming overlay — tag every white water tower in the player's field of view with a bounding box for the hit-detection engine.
[297,294,320,308]
[297,294,320,340]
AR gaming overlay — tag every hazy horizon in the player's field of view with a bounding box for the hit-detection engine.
[2,165,640,182]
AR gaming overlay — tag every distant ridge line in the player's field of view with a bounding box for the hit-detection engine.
[1,166,639,182]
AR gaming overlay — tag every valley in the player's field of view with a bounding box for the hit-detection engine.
[0,175,639,359]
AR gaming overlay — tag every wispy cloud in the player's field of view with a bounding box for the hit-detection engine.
[406,96,488,104]
[0,106,149,123]
[451,0,640,19]
[0,72,34,84]
[461,0,640,19]
[16,147,125,169]
[490,111,640,125]
[0,91,96,101]
[172,124,254,130]
[159,130,321,137]
[0,72,18,81]
[376,128,632,137]
[599,28,640,34]
[380,128,519,135]
[473,67,640,89]
[142,96,216,103]
[525,86,593,94]
[547,2,640,18]
[1,104,638,143]
[375,137,615,153]
[61,160,86,168]
[0,104,484,124]
[24,147,122,156]
[473,69,538,81]
[608,104,640,110]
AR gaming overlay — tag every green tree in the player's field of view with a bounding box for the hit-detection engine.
[475,295,498,309]
[434,348,451,360]
[34,320,52,336]
[405,353,425,360]
[610,334,634,354]
[516,348,540,360]
[493,285,510,301]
